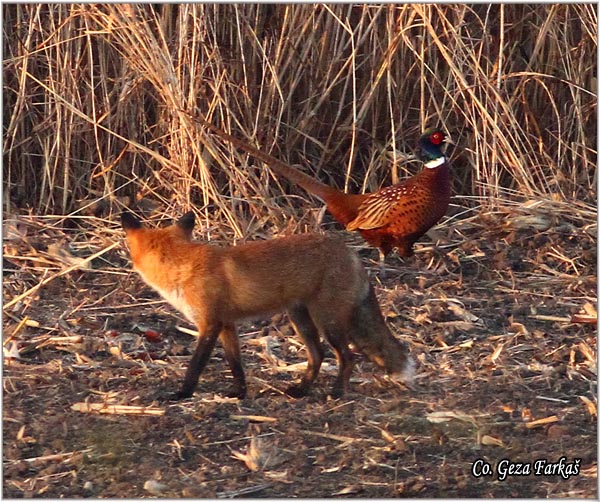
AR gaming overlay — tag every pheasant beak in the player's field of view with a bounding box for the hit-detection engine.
[442,134,454,146]
[386,150,418,164]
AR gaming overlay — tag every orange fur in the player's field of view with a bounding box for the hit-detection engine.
[121,211,413,399]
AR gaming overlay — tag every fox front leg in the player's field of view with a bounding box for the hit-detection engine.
[174,320,222,400]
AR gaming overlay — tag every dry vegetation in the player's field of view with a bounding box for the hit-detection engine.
[2,4,597,498]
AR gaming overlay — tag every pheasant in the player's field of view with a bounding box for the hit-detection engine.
[193,116,450,272]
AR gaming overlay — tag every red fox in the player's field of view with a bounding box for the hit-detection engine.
[121,211,414,399]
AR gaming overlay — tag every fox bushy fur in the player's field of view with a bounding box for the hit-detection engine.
[121,211,413,399]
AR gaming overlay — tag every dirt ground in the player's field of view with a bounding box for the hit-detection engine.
[3,204,597,498]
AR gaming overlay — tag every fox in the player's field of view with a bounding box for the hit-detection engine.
[121,210,414,400]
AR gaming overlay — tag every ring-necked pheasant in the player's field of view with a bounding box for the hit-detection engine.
[192,115,450,272]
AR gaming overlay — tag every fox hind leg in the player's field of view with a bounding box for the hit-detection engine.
[219,323,247,399]
[286,305,324,398]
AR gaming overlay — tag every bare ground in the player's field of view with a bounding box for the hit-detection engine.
[3,203,597,498]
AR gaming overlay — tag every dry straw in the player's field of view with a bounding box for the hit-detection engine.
[3,4,596,233]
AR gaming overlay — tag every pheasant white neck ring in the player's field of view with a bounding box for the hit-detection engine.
[425,156,446,169]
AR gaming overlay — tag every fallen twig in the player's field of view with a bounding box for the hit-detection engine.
[524,415,559,429]
[229,414,278,423]
[6,449,92,465]
[71,402,165,416]
[217,482,273,498]
[3,316,30,346]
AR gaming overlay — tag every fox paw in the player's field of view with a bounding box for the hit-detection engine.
[285,384,309,399]
[329,387,345,399]
[226,387,246,400]
[172,389,193,401]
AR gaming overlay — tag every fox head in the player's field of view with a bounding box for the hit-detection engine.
[121,211,196,264]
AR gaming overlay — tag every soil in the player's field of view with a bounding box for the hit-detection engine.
[3,207,597,498]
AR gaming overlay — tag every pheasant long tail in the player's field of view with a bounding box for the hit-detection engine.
[192,115,346,205]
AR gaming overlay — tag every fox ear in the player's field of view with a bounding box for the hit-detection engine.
[121,211,143,231]
[177,211,195,233]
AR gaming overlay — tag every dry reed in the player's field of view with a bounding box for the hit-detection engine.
[3,4,597,235]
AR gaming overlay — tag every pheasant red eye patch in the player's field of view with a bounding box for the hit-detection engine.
[430,131,445,145]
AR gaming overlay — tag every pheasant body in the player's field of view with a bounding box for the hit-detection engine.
[346,146,451,258]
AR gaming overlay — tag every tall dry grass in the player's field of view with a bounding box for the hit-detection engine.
[3,4,597,237]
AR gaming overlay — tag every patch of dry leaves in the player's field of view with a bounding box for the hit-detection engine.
[3,202,597,497]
